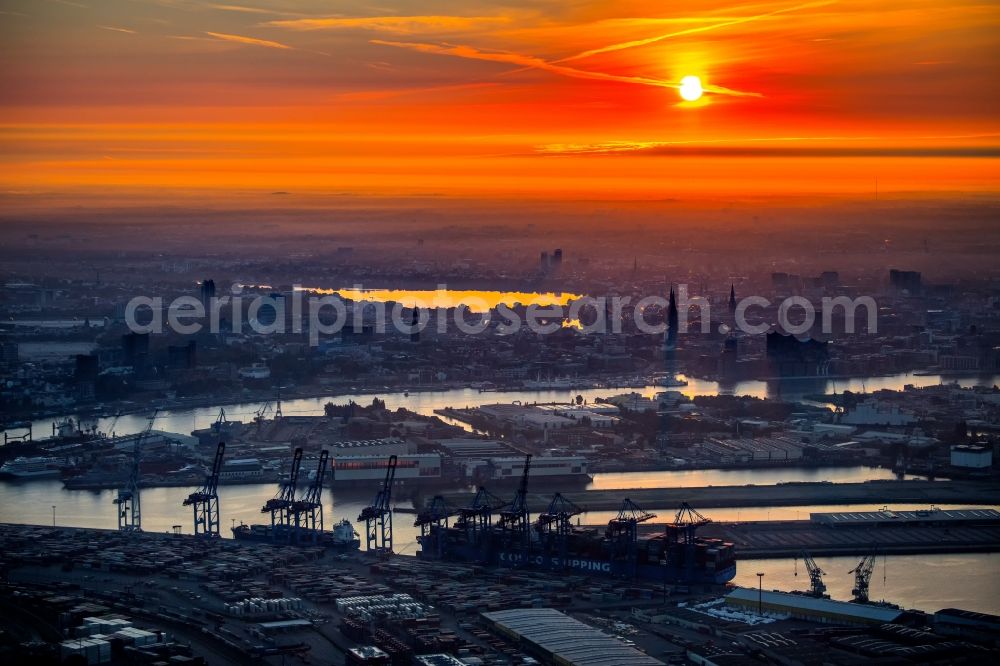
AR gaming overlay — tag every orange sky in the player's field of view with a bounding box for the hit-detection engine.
[1,0,998,201]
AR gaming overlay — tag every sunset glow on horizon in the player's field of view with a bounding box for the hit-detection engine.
[1,0,998,202]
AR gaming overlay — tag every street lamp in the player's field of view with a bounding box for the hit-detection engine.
[52,505,56,527]
[756,572,765,615]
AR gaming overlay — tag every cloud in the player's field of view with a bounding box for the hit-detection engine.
[371,40,761,96]
[267,15,508,34]
[536,136,1000,157]
[207,4,295,15]
[205,31,293,50]
[98,26,136,34]
[559,0,835,62]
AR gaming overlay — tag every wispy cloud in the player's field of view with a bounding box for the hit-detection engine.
[205,31,293,50]
[559,0,835,62]
[98,25,136,34]
[207,4,296,15]
[536,134,1000,157]
[268,15,508,34]
[371,40,761,97]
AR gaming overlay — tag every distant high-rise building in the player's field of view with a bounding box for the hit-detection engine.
[552,248,563,265]
[167,340,197,369]
[718,335,738,378]
[889,269,922,294]
[121,332,150,368]
[728,284,737,322]
[74,354,99,382]
[540,251,549,271]
[0,342,18,368]
[200,279,216,309]
[410,308,420,343]
[664,286,678,351]
[766,332,829,377]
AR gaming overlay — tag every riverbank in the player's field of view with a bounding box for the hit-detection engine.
[433,479,1000,512]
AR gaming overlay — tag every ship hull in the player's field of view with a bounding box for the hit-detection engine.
[232,524,360,550]
[417,527,736,585]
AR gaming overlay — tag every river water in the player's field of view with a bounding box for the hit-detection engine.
[0,479,994,614]
[16,371,1000,439]
[4,371,1000,614]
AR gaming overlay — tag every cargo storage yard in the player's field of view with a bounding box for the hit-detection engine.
[3,523,999,666]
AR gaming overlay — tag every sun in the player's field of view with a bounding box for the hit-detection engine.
[679,75,704,102]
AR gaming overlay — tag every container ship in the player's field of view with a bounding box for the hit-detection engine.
[231,447,360,550]
[232,517,360,550]
[413,456,735,585]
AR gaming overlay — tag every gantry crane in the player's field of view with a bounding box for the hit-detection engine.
[261,447,304,540]
[113,410,157,533]
[606,498,655,576]
[183,441,225,537]
[498,455,533,559]
[535,492,583,567]
[358,455,397,553]
[414,495,458,536]
[454,485,508,549]
[290,450,329,543]
[849,547,878,603]
[413,495,458,558]
[795,550,827,597]
[669,502,711,545]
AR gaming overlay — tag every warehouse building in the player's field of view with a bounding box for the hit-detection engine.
[725,588,903,626]
[481,607,664,666]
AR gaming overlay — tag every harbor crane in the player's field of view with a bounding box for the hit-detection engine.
[113,410,157,533]
[849,547,878,603]
[455,485,508,547]
[183,441,225,537]
[535,492,583,567]
[498,455,532,532]
[290,450,329,543]
[358,454,397,554]
[795,550,827,597]
[606,498,655,576]
[414,495,459,558]
[414,495,458,536]
[670,502,711,545]
[498,455,533,557]
[261,447,304,539]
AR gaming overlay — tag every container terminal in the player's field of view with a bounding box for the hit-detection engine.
[2,522,998,666]
[2,446,999,664]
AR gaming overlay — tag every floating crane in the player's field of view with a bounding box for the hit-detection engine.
[795,550,827,597]
[290,450,329,543]
[113,410,157,533]
[849,547,878,603]
[183,441,225,537]
[261,447,304,539]
[358,454,397,554]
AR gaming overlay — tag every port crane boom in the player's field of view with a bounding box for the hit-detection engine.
[262,447,304,538]
[849,547,878,603]
[291,450,329,542]
[113,410,157,533]
[183,441,225,537]
[795,550,827,597]
[358,455,397,553]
